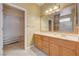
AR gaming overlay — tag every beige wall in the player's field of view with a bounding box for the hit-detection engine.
[13,3,41,47]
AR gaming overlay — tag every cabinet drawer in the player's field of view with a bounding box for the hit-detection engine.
[53,38,76,50]
[42,44,49,48]
[37,43,42,49]
[42,46,49,55]
[35,41,42,49]
[34,34,41,40]
[43,40,49,45]
[42,36,49,42]
[49,37,54,44]
[50,44,60,56]
[34,38,42,43]
[77,47,79,56]
[76,42,79,48]
[62,47,76,56]
[50,37,62,45]
[62,40,76,50]
[76,42,79,56]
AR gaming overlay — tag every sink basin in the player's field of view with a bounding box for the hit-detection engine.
[64,35,79,41]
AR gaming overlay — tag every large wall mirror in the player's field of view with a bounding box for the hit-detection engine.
[40,3,78,34]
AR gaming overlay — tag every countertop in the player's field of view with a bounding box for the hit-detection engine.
[34,32,79,42]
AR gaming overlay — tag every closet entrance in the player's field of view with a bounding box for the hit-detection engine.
[3,4,25,55]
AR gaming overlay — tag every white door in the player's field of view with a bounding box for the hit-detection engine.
[0,4,3,56]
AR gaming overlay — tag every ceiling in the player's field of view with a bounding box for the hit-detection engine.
[36,3,44,6]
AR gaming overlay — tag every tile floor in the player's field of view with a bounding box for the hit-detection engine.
[3,41,46,56]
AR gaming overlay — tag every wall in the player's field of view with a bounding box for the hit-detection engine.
[41,16,49,31]
[13,3,41,47]
[3,4,24,45]
[0,4,3,55]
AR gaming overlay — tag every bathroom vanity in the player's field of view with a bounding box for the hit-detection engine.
[34,32,79,56]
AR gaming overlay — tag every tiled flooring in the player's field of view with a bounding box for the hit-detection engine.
[3,41,46,56]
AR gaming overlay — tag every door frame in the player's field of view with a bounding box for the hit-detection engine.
[0,3,3,56]
[3,3,28,50]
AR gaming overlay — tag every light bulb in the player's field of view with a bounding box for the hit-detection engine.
[53,6,59,10]
[45,10,49,13]
[49,8,52,11]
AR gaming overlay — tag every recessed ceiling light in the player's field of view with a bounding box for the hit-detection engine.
[53,6,59,10]
[45,10,49,13]
[49,8,52,11]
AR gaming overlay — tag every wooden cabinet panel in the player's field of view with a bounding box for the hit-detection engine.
[62,40,76,50]
[42,36,49,42]
[49,37,54,44]
[62,47,76,56]
[42,46,49,55]
[50,44,60,56]
[53,38,76,50]
[76,47,79,56]
[34,34,41,40]
[34,39,42,49]
[42,41,49,47]
[76,42,79,56]
[34,34,42,49]
[42,36,50,55]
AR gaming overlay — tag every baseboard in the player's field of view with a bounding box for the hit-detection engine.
[25,45,34,50]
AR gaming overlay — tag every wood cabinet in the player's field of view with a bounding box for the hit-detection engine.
[42,36,50,55]
[50,44,60,56]
[34,34,79,56]
[49,38,61,56]
[34,34,42,50]
[60,39,76,56]
[76,42,79,56]
[62,47,76,56]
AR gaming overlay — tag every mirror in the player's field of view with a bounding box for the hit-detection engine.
[59,6,72,32]
[40,4,77,33]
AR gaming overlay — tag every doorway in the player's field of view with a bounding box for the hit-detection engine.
[3,4,25,55]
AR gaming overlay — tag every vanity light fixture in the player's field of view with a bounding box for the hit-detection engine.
[45,10,52,15]
[45,4,60,15]
[45,10,49,13]
[53,5,59,10]
[49,8,53,11]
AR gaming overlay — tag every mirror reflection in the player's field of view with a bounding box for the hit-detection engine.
[40,3,78,34]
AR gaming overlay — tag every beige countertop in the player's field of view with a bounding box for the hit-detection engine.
[35,32,79,42]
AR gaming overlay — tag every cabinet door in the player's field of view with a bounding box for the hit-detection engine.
[42,46,49,55]
[35,40,42,49]
[34,34,42,49]
[42,41,49,55]
[76,42,79,56]
[77,47,79,56]
[62,47,76,56]
[42,36,50,55]
[50,44,60,56]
